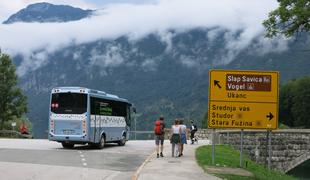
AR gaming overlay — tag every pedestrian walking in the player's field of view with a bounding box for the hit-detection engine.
[179,119,187,156]
[170,119,181,157]
[190,120,198,144]
[19,122,29,135]
[154,116,165,158]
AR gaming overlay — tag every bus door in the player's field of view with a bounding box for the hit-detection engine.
[93,114,101,143]
[91,99,101,143]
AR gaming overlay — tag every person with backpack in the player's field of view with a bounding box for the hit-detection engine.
[19,122,29,135]
[190,120,198,144]
[154,116,166,158]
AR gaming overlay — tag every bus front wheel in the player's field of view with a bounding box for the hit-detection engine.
[62,142,74,149]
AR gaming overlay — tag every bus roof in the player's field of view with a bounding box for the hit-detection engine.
[51,87,131,104]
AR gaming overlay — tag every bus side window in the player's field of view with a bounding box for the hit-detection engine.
[90,97,100,115]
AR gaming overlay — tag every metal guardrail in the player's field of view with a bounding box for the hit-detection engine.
[129,131,154,140]
[0,130,33,138]
[129,131,174,140]
[130,131,153,134]
[129,130,190,140]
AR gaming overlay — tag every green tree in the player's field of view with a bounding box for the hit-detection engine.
[0,50,27,129]
[290,77,310,127]
[279,83,295,126]
[279,77,310,128]
[263,0,310,38]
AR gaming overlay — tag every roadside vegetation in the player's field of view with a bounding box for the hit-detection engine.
[1,116,32,129]
[263,0,310,38]
[196,145,296,180]
[0,50,30,136]
[279,77,310,128]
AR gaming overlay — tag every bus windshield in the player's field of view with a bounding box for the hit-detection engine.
[51,93,87,114]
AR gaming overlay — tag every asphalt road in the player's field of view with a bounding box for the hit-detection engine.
[0,139,155,180]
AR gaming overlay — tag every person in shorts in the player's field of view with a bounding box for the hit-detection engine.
[179,119,187,156]
[154,116,165,158]
[170,119,181,157]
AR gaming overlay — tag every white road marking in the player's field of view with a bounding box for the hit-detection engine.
[79,151,87,166]
[0,140,166,179]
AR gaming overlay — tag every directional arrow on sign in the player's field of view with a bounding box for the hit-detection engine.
[266,112,274,121]
[214,80,222,89]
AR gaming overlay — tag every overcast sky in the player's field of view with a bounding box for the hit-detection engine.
[0,0,285,75]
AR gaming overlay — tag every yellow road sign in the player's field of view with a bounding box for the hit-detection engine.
[208,70,279,130]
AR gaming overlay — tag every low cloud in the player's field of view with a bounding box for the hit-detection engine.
[0,0,286,75]
[89,44,125,68]
[141,58,158,72]
[17,50,49,76]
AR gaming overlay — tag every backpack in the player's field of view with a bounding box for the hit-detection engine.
[193,125,198,131]
[154,120,163,135]
[192,124,197,132]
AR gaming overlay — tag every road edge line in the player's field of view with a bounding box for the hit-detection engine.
[131,150,156,180]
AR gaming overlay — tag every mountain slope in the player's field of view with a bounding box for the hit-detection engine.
[14,30,310,138]
[3,2,93,24]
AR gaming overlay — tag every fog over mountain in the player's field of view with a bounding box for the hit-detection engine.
[1,0,310,138]
[1,0,285,76]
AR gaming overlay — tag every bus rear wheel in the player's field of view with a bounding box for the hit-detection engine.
[97,135,105,149]
[118,134,126,146]
[62,142,74,149]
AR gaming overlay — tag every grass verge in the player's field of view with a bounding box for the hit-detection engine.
[196,145,297,180]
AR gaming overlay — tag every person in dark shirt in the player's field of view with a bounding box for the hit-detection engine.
[190,121,198,144]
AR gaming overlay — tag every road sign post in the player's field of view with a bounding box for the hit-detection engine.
[212,129,215,165]
[240,129,244,167]
[268,130,272,170]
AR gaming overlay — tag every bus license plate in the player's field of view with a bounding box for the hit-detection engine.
[63,130,74,135]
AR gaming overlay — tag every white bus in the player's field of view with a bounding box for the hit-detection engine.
[48,87,134,148]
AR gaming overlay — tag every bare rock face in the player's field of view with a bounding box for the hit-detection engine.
[3,2,93,24]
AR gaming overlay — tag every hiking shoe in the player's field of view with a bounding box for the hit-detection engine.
[157,154,159,158]
[160,152,164,157]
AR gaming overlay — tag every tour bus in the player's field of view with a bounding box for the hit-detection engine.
[48,87,134,149]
